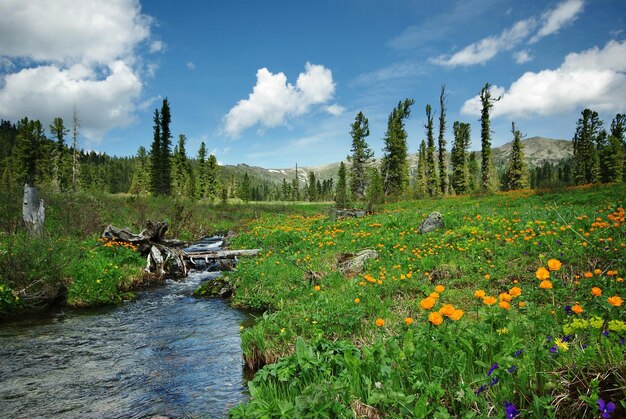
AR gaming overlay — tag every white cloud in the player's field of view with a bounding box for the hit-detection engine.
[149,40,164,53]
[186,62,196,70]
[461,40,626,118]
[0,0,154,143]
[432,0,585,67]
[353,61,426,85]
[530,0,584,43]
[325,104,345,116]
[432,18,535,66]
[514,50,532,64]
[223,62,337,137]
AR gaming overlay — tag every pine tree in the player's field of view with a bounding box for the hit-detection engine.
[49,117,69,191]
[451,121,471,195]
[335,161,349,208]
[206,154,220,201]
[129,146,150,194]
[159,98,172,195]
[609,114,625,182]
[171,134,194,198]
[15,117,41,185]
[149,108,161,194]
[307,171,317,202]
[479,83,499,192]
[437,85,448,195]
[238,172,251,202]
[505,122,529,190]
[381,98,414,197]
[71,107,80,189]
[468,152,479,192]
[425,104,437,196]
[414,140,427,197]
[196,142,207,198]
[573,109,603,184]
[348,111,373,200]
[366,166,384,212]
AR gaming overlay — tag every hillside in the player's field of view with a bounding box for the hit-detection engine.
[224,137,572,184]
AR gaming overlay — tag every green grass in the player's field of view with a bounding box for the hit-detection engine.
[228,184,626,417]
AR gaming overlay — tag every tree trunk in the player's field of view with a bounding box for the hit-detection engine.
[23,184,45,236]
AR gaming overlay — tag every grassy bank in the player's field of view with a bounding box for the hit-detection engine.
[228,184,625,417]
[0,185,326,317]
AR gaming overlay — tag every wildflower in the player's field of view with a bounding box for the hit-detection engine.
[555,340,569,351]
[490,377,499,386]
[428,312,443,326]
[314,285,321,291]
[435,285,445,293]
[607,270,618,276]
[597,399,616,418]
[497,327,509,335]
[475,384,487,395]
[584,271,593,278]
[450,309,464,321]
[354,298,360,304]
[420,297,436,310]
[474,289,486,298]
[603,330,610,337]
[518,301,526,308]
[591,287,602,296]
[375,318,385,327]
[564,305,572,315]
[572,304,583,314]
[487,363,499,376]
[536,267,550,280]
[509,286,522,297]
[483,296,497,306]
[513,349,523,357]
[439,304,455,317]
[429,292,440,299]
[607,295,624,306]
[539,280,553,289]
[549,346,558,353]
[499,301,511,310]
[504,401,520,418]
[507,366,517,374]
[594,268,602,275]
[404,317,414,326]
[499,292,512,302]
[547,259,562,271]
[484,274,491,280]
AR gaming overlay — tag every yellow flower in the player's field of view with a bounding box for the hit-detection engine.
[450,309,464,321]
[404,317,414,325]
[354,298,360,304]
[547,259,562,271]
[483,296,497,306]
[539,280,553,289]
[497,327,509,334]
[420,297,436,310]
[555,340,569,351]
[474,289,486,298]
[428,312,443,326]
[509,286,522,297]
[594,268,602,275]
[484,274,491,280]
[375,318,385,327]
[435,285,445,293]
[536,267,550,280]
[591,287,602,296]
[314,285,321,291]
[608,295,624,307]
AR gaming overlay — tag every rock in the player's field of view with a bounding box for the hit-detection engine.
[417,211,444,234]
[336,209,367,219]
[337,250,379,276]
[194,277,234,299]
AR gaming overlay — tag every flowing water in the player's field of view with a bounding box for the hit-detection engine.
[0,238,251,418]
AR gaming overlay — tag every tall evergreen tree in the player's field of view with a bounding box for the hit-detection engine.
[71,107,80,189]
[468,152,479,192]
[425,104,437,196]
[196,142,207,198]
[49,117,70,191]
[159,98,172,195]
[206,154,220,201]
[504,122,529,190]
[381,98,414,197]
[572,108,602,184]
[609,114,625,182]
[479,83,499,192]
[366,167,384,212]
[238,172,251,202]
[129,146,150,194]
[348,111,373,200]
[171,134,193,198]
[307,171,318,202]
[414,140,427,197]
[149,108,161,194]
[451,121,471,195]
[335,161,349,208]
[15,117,44,185]
[437,85,448,195]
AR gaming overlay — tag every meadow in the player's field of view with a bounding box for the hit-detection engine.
[228,184,625,418]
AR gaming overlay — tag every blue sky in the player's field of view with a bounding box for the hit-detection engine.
[0,0,624,168]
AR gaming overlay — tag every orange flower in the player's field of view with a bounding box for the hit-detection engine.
[499,292,512,302]
[435,285,445,293]
[450,309,464,321]
[354,298,360,304]
[404,317,414,326]
[474,289,486,298]
[509,286,522,297]
[439,304,455,317]
[584,271,593,278]
[428,312,443,326]
[571,304,583,314]
[519,301,526,308]
[536,267,550,280]
[607,270,618,276]
[607,295,624,307]
[594,268,602,275]
[420,297,436,310]
[484,274,491,280]
[429,292,440,299]
[591,287,602,296]
[314,285,321,291]
[499,300,511,310]
[483,296,497,306]
[375,318,385,327]
[547,259,562,271]
[539,280,553,289]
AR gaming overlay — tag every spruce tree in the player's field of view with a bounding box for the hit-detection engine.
[414,140,427,197]
[479,83,499,192]
[159,98,172,195]
[381,98,414,197]
[505,122,529,190]
[425,104,437,196]
[307,171,317,202]
[335,161,349,208]
[129,146,150,194]
[573,109,602,184]
[451,121,471,195]
[348,111,373,200]
[149,108,161,194]
[49,117,69,191]
[238,172,251,202]
[437,85,448,195]
[196,142,207,198]
[366,167,384,212]
[609,114,625,182]
[206,154,220,202]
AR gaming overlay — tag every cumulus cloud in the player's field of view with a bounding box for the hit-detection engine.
[513,50,532,64]
[460,40,626,118]
[530,0,584,43]
[223,63,337,137]
[0,0,154,142]
[432,0,585,67]
[325,104,345,116]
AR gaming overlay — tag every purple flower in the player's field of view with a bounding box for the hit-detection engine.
[475,384,487,395]
[582,343,589,349]
[546,336,553,342]
[562,335,573,342]
[556,239,562,246]
[507,366,517,374]
[550,346,558,353]
[513,349,523,358]
[504,401,520,418]
[565,305,573,315]
[620,337,625,346]
[487,363,499,376]
[490,377,499,387]
[597,399,616,418]
[603,330,610,337]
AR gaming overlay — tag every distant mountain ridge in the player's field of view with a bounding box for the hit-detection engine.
[223,137,572,184]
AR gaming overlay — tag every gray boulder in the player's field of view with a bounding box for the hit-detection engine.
[417,211,444,234]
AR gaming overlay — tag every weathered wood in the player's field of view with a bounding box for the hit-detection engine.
[184,249,261,262]
[23,184,45,236]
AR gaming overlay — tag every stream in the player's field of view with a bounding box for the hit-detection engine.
[0,237,252,418]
